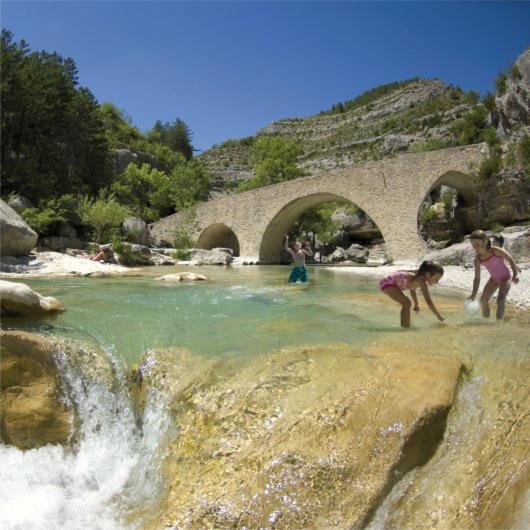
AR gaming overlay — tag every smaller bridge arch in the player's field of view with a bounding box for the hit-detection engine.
[197,223,240,256]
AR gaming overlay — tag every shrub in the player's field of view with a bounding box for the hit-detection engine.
[79,192,130,243]
[20,194,79,236]
[111,238,146,266]
[419,206,438,225]
[495,74,507,96]
[476,155,502,182]
[510,64,522,81]
[482,92,496,113]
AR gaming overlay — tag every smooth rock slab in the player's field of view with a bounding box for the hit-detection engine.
[137,343,463,529]
[155,272,207,282]
[0,279,65,316]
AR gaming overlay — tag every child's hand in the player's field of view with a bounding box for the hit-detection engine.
[413,304,420,313]
[513,275,519,284]
[467,295,475,301]
[438,316,445,322]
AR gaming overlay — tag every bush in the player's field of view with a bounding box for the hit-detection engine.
[510,64,522,81]
[20,194,79,236]
[172,208,197,251]
[79,192,130,243]
[495,74,507,96]
[419,206,438,225]
[111,238,146,266]
[476,155,502,182]
[482,92,496,113]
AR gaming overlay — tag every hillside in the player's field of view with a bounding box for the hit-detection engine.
[200,78,483,196]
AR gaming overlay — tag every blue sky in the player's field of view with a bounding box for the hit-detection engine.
[3,1,530,152]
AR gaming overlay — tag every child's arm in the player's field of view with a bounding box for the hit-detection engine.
[284,235,293,254]
[302,243,313,257]
[492,246,521,283]
[469,256,481,299]
[410,289,420,312]
[419,282,444,321]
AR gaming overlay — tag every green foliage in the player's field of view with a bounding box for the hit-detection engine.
[519,135,530,166]
[419,205,438,225]
[441,190,455,212]
[291,202,358,245]
[111,160,211,221]
[510,64,522,81]
[1,30,112,202]
[20,194,79,236]
[111,238,146,266]
[482,92,496,113]
[321,78,420,115]
[476,154,502,183]
[98,102,141,148]
[79,192,130,243]
[451,107,489,145]
[172,208,197,252]
[412,138,452,153]
[495,73,507,96]
[464,90,480,105]
[146,119,194,160]
[238,136,304,192]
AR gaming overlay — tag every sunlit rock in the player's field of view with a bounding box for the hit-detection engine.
[0,279,65,316]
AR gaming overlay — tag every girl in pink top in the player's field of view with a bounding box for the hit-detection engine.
[379,261,445,328]
[468,230,520,320]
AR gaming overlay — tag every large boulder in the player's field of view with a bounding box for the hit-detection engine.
[0,279,65,317]
[0,199,38,257]
[188,248,233,265]
[135,344,463,529]
[345,243,369,263]
[425,240,476,267]
[0,331,76,449]
[123,216,148,245]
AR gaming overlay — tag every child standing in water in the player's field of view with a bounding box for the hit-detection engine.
[467,230,520,320]
[379,261,445,328]
[284,234,312,283]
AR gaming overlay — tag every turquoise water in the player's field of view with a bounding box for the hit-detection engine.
[0,266,462,364]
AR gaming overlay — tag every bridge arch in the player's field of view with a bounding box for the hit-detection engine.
[259,192,386,263]
[197,223,240,256]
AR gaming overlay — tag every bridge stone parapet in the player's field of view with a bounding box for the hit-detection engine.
[149,144,487,262]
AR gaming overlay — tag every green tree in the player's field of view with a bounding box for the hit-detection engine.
[238,136,304,192]
[1,30,112,202]
[147,118,194,160]
[79,192,130,243]
[170,158,211,211]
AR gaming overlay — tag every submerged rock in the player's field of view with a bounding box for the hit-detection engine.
[137,344,463,529]
[155,272,207,282]
[0,279,65,316]
[188,247,233,265]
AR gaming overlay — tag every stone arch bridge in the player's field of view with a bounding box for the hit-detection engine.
[149,144,487,262]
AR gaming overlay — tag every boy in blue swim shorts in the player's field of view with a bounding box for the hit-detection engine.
[284,234,312,283]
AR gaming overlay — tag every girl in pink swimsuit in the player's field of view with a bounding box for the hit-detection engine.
[379,261,445,328]
[468,230,520,320]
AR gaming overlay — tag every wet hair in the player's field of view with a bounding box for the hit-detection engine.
[470,229,492,250]
[414,260,444,278]
[492,234,504,248]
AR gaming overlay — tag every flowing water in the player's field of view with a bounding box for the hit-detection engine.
[1,266,529,529]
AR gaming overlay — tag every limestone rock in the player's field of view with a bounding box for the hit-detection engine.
[0,279,65,316]
[345,243,369,263]
[7,194,33,214]
[188,248,233,265]
[425,240,476,267]
[155,272,207,282]
[0,331,75,449]
[40,236,84,251]
[123,216,148,245]
[137,344,463,530]
[0,199,38,257]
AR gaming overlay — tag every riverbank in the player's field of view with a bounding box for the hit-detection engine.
[0,251,137,278]
[324,260,530,310]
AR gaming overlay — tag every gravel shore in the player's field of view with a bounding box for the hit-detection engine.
[325,261,530,310]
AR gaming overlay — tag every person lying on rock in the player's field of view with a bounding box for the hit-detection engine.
[467,229,520,320]
[284,234,312,284]
[379,260,445,328]
[82,246,112,263]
